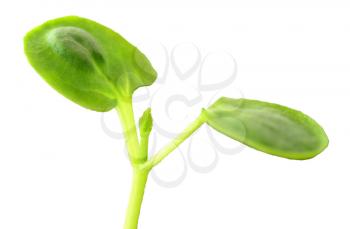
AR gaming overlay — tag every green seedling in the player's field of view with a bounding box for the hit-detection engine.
[24,16,329,229]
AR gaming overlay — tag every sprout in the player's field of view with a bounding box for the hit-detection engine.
[24,16,329,229]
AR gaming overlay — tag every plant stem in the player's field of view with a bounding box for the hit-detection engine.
[124,168,149,229]
[139,134,149,162]
[116,97,150,229]
[116,97,142,164]
[143,114,206,170]
[117,100,205,228]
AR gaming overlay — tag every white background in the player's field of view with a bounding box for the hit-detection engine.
[0,1,349,229]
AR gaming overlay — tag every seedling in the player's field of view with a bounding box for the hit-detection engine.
[24,16,329,229]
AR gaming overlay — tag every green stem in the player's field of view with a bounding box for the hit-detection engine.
[139,134,149,162]
[116,97,142,164]
[143,114,206,170]
[116,97,150,229]
[124,168,149,229]
[117,99,205,229]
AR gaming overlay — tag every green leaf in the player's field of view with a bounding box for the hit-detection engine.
[24,16,157,112]
[139,108,153,137]
[203,97,329,160]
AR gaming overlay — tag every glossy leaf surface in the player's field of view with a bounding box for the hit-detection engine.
[204,97,329,159]
[24,16,156,111]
